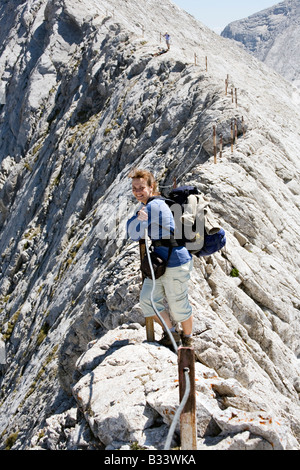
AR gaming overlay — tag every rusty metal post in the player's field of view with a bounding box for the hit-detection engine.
[205,56,208,72]
[178,348,197,450]
[145,317,155,342]
[225,74,229,95]
[219,134,223,159]
[235,118,238,145]
[231,121,234,153]
[235,88,238,107]
[139,239,155,342]
[139,239,146,272]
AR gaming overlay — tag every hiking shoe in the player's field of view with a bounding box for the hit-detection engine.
[158,331,182,348]
[181,334,194,348]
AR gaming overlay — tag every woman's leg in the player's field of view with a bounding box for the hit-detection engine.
[162,260,193,332]
[181,315,193,336]
[153,310,173,329]
[140,278,172,328]
[140,277,181,347]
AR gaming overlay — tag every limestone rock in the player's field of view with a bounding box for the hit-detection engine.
[71,326,299,450]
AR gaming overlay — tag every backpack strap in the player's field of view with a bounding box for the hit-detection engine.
[147,196,180,248]
[152,238,179,248]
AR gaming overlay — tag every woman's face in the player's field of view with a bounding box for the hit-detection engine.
[132,178,153,204]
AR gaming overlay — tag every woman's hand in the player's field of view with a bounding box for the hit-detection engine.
[137,207,148,221]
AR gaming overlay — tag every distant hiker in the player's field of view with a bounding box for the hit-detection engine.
[126,169,193,348]
[163,32,170,50]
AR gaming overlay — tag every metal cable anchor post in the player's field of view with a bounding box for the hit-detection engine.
[164,367,191,450]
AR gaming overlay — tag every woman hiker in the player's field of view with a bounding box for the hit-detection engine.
[126,168,193,348]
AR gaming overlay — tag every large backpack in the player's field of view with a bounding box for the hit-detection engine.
[151,185,226,257]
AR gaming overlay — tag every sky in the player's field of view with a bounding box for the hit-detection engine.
[172,0,278,33]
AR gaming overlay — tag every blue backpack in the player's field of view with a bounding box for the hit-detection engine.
[159,185,226,257]
[196,227,226,257]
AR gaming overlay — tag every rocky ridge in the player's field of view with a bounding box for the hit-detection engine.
[0,0,300,450]
[221,0,300,88]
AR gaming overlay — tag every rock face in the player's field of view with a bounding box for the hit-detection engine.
[221,0,300,88]
[0,0,300,451]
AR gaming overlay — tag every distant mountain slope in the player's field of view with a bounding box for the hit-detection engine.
[221,0,300,88]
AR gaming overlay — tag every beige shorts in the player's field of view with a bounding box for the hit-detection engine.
[140,260,193,323]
